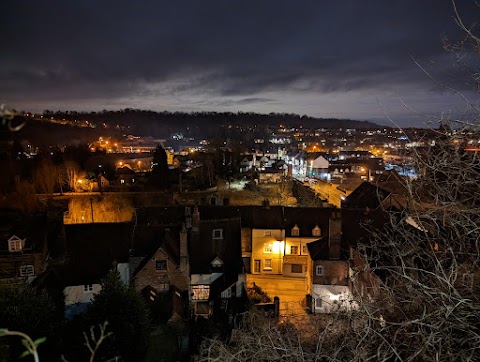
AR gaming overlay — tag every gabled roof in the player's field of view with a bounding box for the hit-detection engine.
[130,226,182,276]
[190,218,242,286]
[306,238,330,260]
[238,206,285,229]
[283,208,335,237]
[342,182,391,209]
[373,169,408,195]
[240,155,254,162]
[115,165,135,175]
[306,152,329,161]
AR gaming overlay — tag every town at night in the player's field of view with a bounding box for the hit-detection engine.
[1,1,480,361]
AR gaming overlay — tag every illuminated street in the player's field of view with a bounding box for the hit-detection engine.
[246,274,310,316]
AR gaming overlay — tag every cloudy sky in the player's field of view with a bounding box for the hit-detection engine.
[1,1,479,126]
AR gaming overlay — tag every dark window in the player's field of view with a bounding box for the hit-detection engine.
[156,260,167,270]
[316,265,324,276]
[291,264,303,273]
[212,229,223,239]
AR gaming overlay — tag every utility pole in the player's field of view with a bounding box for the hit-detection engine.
[90,197,94,223]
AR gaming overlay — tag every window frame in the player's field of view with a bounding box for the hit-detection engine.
[212,229,224,240]
[19,264,34,277]
[156,259,167,271]
[159,282,170,292]
[316,265,324,276]
[290,245,298,255]
[254,260,261,273]
[83,284,94,292]
[264,259,272,270]
[263,243,273,253]
[8,239,23,252]
[291,264,303,273]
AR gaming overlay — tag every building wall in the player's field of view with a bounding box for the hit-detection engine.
[282,236,316,279]
[251,230,317,280]
[251,229,285,275]
[312,260,348,286]
[311,284,357,313]
[64,284,102,305]
[133,248,189,294]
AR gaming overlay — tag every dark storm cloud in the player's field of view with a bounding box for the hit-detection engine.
[1,0,479,123]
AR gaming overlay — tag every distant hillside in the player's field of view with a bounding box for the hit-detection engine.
[13,110,383,146]
[43,109,382,135]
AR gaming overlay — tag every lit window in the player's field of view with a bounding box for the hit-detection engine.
[8,236,24,252]
[19,264,34,277]
[212,229,223,240]
[192,285,210,300]
[120,179,125,184]
[264,259,272,269]
[290,246,298,255]
[291,264,302,273]
[316,265,324,276]
[302,245,308,254]
[263,243,273,253]
[156,260,167,270]
[83,284,94,292]
[159,282,170,292]
[149,289,157,301]
[264,230,272,236]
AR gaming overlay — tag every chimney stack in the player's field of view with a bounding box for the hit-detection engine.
[192,206,200,233]
[328,213,341,259]
[180,223,189,272]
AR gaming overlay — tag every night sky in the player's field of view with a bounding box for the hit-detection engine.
[1,1,478,127]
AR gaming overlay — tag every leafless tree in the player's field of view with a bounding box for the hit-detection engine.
[195,3,480,361]
[63,160,85,191]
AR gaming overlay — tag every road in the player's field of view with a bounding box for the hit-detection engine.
[246,274,310,316]
[309,181,346,208]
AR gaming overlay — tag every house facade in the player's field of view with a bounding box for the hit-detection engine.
[0,211,49,288]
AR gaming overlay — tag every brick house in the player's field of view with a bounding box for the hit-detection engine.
[189,207,243,318]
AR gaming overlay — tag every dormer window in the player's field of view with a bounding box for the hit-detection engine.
[312,225,321,237]
[211,257,224,268]
[291,225,300,236]
[212,229,223,240]
[8,235,25,253]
